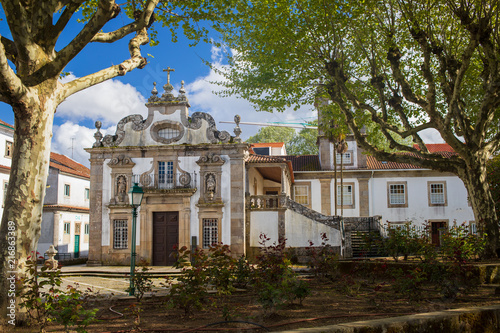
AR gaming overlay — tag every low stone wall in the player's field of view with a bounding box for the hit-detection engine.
[276,305,500,332]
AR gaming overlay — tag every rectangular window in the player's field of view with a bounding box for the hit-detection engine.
[84,223,89,235]
[64,222,70,234]
[428,182,447,206]
[202,218,218,248]
[158,161,174,185]
[85,188,90,200]
[336,152,352,165]
[336,184,353,206]
[294,185,310,206]
[387,182,408,208]
[113,220,128,249]
[5,141,12,158]
[64,184,70,197]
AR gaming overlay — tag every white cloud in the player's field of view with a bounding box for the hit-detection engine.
[51,122,116,168]
[185,47,317,139]
[57,74,147,127]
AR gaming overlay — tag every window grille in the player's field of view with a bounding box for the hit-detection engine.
[113,220,128,249]
[64,222,70,234]
[158,127,180,139]
[84,224,89,235]
[202,218,218,248]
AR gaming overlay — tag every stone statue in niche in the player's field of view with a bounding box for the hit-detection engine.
[206,173,216,201]
[117,175,127,203]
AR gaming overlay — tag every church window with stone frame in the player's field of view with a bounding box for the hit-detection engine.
[158,127,181,140]
[202,218,218,248]
[293,184,310,207]
[158,161,174,186]
[113,220,128,249]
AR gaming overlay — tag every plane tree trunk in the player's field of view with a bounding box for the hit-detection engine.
[459,157,500,258]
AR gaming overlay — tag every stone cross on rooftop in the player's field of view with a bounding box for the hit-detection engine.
[163,67,175,84]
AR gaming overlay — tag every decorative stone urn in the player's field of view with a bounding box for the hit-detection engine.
[44,245,59,270]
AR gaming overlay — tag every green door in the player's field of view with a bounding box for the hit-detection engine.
[74,235,80,259]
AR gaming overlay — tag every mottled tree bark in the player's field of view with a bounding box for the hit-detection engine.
[0,1,158,325]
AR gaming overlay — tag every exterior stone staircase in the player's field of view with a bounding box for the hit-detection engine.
[350,230,384,258]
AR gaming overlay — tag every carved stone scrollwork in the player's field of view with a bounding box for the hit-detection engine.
[196,153,225,165]
[108,155,134,166]
[182,112,232,144]
[140,172,152,187]
[179,172,192,187]
[101,114,153,147]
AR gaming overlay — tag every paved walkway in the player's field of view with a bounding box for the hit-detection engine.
[60,264,180,274]
[52,264,180,298]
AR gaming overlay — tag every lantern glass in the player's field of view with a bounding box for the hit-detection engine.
[128,183,144,208]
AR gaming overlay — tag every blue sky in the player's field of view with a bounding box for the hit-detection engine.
[0,9,319,167]
[0,7,442,167]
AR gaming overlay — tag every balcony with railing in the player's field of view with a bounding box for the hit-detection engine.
[246,194,287,210]
[133,172,197,191]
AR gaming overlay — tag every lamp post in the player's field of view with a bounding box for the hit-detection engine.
[128,182,144,296]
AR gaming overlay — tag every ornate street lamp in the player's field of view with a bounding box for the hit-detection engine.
[128,182,144,296]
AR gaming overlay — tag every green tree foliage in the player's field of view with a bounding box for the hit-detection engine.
[246,125,318,155]
[211,0,500,257]
[0,0,236,320]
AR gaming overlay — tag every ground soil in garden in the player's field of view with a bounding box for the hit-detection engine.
[25,269,500,333]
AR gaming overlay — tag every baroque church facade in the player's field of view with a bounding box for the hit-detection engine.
[86,73,474,266]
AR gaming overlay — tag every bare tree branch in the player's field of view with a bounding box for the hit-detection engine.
[91,0,159,43]
[1,0,31,62]
[59,28,149,101]
[0,33,28,111]
[23,0,121,86]
[0,36,17,63]
[53,0,87,40]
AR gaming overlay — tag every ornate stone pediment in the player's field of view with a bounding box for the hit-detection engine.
[196,153,225,166]
[108,155,135,168]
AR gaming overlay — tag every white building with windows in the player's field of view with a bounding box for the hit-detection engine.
[0,120,13,221]
[286,139,474,247]
[0,119,91,259]
[86,76,475,265]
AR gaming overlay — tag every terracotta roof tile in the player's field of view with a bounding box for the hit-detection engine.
[250,142,285,148]
[413,143,455,153]
[0,119,14,130]
[49,152,90,178]
[283,155,321,171]
[246,155,287,164]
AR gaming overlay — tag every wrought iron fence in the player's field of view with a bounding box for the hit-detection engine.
[133,172,197,190]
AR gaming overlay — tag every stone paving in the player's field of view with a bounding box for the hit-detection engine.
[49,264,181,298]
